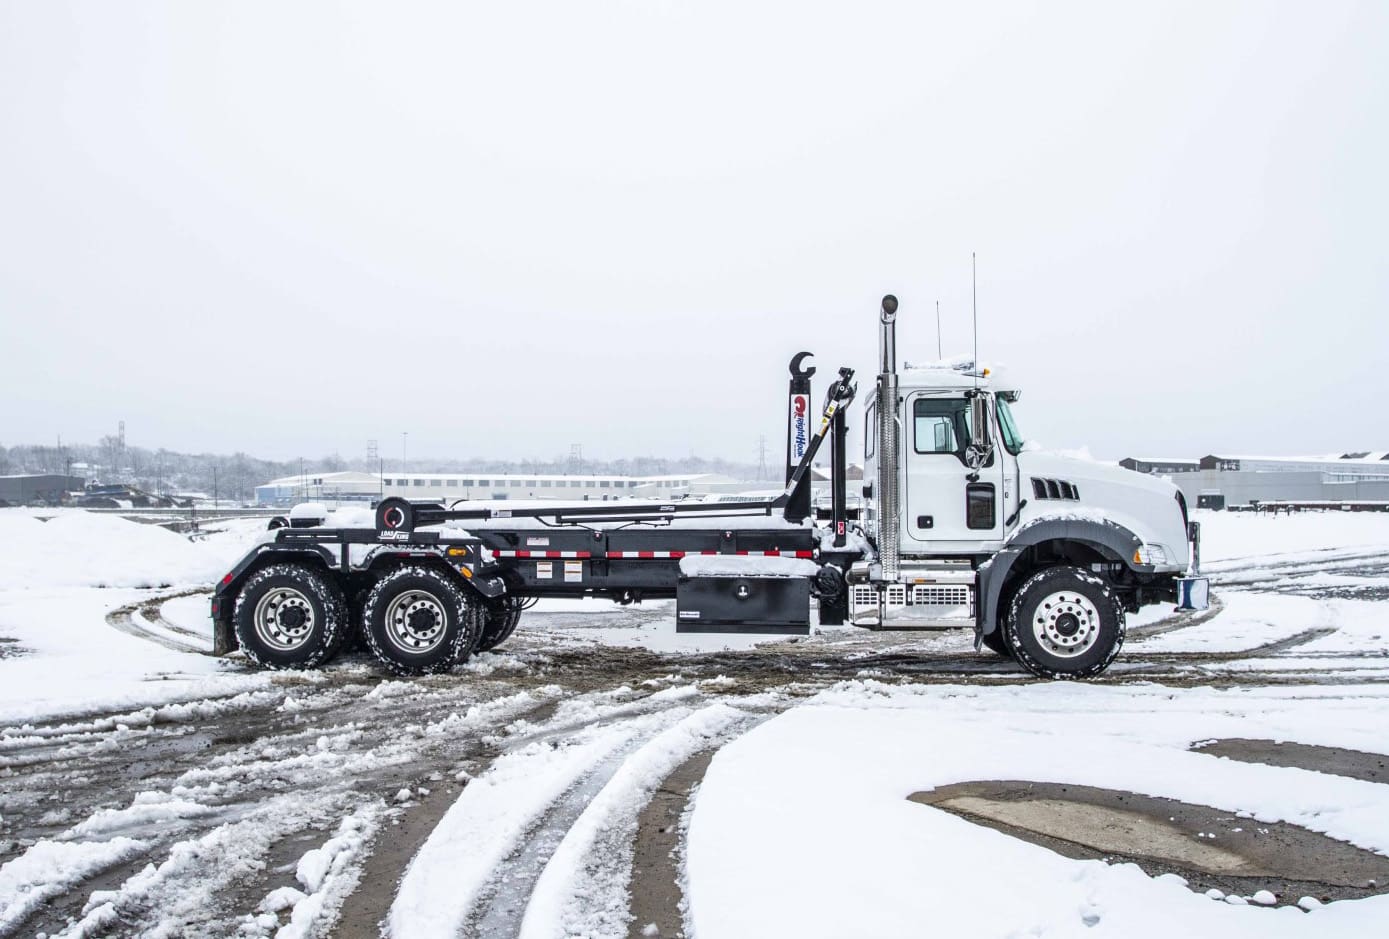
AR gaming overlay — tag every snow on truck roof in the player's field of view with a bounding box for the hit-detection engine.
[897,359,1019,394]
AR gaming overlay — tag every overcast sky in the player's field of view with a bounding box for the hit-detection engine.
[2,1,1385,466]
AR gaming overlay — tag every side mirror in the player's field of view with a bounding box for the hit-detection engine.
[967,393,994,470]
[970,394,991,448]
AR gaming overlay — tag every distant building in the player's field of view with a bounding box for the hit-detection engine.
[378,472,741,504]
[255,471,383,506]
[1197,453,1389,476]
[1119,457,1199,475]
[1121,452,1389,508]
[253,471,751,507]
[0,474,88,506]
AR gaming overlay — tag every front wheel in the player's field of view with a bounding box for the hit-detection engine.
[1004,566,1124,679]
[361,566,479,675]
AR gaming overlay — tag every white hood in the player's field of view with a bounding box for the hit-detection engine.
[1014,451,1191,571]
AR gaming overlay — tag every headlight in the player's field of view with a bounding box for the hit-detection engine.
[1133,544,1171,566]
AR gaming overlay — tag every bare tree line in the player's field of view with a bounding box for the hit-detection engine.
[0,440,763,503]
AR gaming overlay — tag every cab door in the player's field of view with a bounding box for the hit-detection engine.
[904,392,1004,549]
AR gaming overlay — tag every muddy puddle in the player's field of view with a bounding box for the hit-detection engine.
[1193,738,1388,785]
[912,779,1389,906]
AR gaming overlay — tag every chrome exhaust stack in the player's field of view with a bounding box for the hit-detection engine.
[875,294,901,583]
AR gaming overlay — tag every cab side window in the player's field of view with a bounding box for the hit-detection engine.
[912,398,972,456]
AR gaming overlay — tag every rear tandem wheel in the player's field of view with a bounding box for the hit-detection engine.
[232,563,349,670]
[361,565,481,675]
[476,603,524,653]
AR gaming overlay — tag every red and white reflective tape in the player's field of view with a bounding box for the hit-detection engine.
[604,549,815,559]
[735,550,815,558]
[605,550,689,559]
[492,550,592,559]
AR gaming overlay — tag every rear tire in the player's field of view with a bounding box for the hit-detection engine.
[476,606,522,653]
[361,566,478,675]
[1005,566,1124,679]
[233,564,347,670]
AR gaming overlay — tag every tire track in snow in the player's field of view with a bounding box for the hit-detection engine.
[2,680,556,937]
[387,688,725,939]
[517,703,752,939]
[104,590,213,656]
[1204,546,1389,579]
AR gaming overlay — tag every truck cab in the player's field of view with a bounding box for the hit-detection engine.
[851,296,1204,678]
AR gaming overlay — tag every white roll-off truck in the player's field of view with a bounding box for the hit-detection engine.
[211,295,1206,679]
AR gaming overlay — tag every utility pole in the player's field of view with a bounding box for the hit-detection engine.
[213,466,219,508]
[757,435,769,481]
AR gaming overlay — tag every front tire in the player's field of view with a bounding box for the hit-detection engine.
[361,566,478,675]
[233,564,347,670]
[1005,566,1124,679]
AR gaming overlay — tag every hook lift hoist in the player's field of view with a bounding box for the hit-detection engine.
[211,295,1206,679]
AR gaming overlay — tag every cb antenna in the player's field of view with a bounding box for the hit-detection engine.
[972,252,979,390]
[936,299,943,360]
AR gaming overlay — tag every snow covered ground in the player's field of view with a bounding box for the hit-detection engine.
[0,512,272,724]
[688,681,1389,938]
[1,507,1388,937]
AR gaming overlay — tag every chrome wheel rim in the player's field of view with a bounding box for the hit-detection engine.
[253,587,316,651]
[384,590,448,655]
[1032,590,1101,658]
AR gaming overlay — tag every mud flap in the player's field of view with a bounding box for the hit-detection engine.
[211,598,237,655]
[1176,576,1210,612]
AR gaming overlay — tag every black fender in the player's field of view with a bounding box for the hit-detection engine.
[976,517,1143,639]
[361,548,509,601]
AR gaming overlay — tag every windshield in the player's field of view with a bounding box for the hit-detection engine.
[997,397,1024,455]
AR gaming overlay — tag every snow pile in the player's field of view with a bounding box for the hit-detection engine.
[316,506,375,529]
[0,510,249,589]
[678,555,818,578]
[686,681,1389,938]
